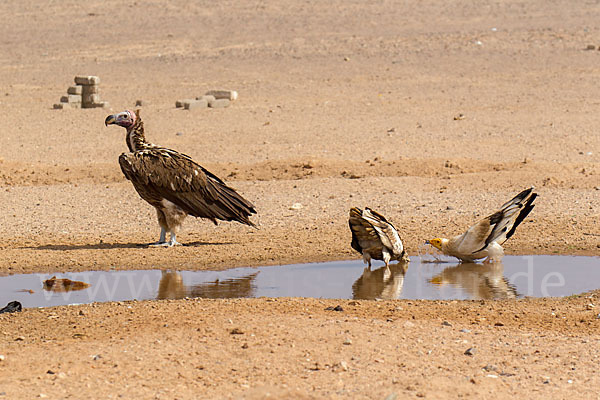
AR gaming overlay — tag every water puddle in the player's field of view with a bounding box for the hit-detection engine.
[1,255,598,309]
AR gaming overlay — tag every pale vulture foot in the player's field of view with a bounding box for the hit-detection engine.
[149,241,170,247]
[149,228,168,247]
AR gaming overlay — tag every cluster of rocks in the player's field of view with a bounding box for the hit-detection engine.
[53,76,109,109]
[176,90,238,111]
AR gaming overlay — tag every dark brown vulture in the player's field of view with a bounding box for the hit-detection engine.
[105,109,256,247]
[349,207,409,268]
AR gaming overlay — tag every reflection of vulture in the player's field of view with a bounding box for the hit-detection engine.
[427,187,537,263]
[189,273,258,299]
[157,270,258,299]
[157,270,186,299]
[429,262,518,300]
[105,110,256,247]
[349,207,409,268]
[352,261,409,300]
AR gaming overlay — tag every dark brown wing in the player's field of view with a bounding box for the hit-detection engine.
[348,207,384,259]
[119,148,256,226]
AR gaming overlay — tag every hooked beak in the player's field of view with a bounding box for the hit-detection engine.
[104,114,116,126]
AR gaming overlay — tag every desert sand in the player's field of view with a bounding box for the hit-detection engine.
[0,0,599,398]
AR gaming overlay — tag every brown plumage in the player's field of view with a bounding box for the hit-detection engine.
[105,109,256,247]
[349,207,409,268]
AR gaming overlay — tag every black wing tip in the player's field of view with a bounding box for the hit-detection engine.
[505,191,537,241]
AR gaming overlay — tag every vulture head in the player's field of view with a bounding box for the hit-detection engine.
[105,110,137,128]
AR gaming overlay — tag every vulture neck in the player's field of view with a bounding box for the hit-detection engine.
[125,119,149,152]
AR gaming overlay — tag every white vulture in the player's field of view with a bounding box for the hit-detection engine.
[426,187,537,263]
[105,109,256,247]
[349,207,409,268]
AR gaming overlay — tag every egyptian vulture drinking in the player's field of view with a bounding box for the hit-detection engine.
[105,109,256,247]
[426,187,537,263]
[349,207,409,268]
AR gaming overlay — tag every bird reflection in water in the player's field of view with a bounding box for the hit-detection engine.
[352,261,409,300]
[429,262,518,300]
[157,270,259,300]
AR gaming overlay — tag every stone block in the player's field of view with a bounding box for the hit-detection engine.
[205,90,238,101]
[74,76,100,85]
[82,93,100,105]
[208,98,230,108]
[81,85,100,95]
[197,95,215,102]
[176,99,195,108]
[67,86,82,95]
[60,94,82,103]
[53,103,80,109]
[184,99,208,110]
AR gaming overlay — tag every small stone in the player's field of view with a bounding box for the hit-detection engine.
[185,99,208,110]
[205,90,238,101]
[459,329,471,333]
[135,99,145,106]
[494,321,504,326]
[403,321,415,328]
[289,203,303,210]
[0,355,5,361]
[453,113,465,120]
[74,76,100,85]
[67,86,82,95]
[483,364,498,372]
[46,370,55,375]
[57,372,66,379]
[343,338,352,345]
[567,379,573,384]
[79,310,85,316]
[586,303,595,310]
[38,394,48,399]
[343,56,350,61]
[441,321,452,327]
[230,328,244,335]
[464,347,476,356]
[446,206,454,210]
[586,44,596,50]
[208,98,230,108]
[542,377,550,384]
[241,343,248,349]
[384,393,398,400]
[15,336,24,341]
[92,354,101,361]
[325,305,344,312]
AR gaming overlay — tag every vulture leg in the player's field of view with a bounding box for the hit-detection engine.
[168,232,181,247]
[149,227,168,247]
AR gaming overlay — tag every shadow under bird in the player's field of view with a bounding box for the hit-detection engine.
[426,187,537,263]
[349,207,409,268]
[105,109,256,247]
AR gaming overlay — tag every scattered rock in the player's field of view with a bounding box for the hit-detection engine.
[453,113,465,120]
[441,321,452,327]
[289,203,303,210]
[483,364,498,372]
[464,347,476,356]
[46,370,55,375]
[135,99,146,106]
[494,321,504,326]
[586,303,595,310]
[343,338,352,345]
[446,206,454,211]
[585,44,596,50]
[0,301,22,314]
[230,328,244,335]
[241,343,249,349]
[0,355,5,361]
[325,305,344,312]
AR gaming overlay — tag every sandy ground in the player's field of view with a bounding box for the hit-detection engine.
[0,0,599,398]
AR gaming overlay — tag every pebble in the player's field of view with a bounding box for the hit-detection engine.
[135,99,145,106]
[464,347,476,356]
[586,44,596,50]
[586,303,595,310]
[343,338,352,345]
[15,336,24,341]
[0,355,4,361]
[289,203,303,210]
[460,329,471,333]
[441,321,452,327]
[325,305,344,312]
[483,364,498,372]
[230,328,244,335]
[384,393,398,400]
